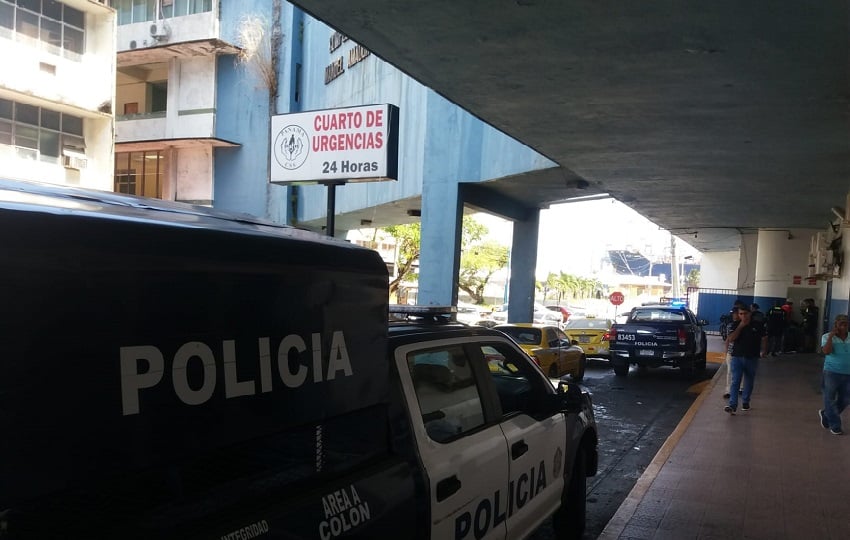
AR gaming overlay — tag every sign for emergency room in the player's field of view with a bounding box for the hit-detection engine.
[270,104,399,184]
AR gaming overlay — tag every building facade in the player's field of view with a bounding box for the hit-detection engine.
[0,0,115,190]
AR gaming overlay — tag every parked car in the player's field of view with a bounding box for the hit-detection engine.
[455,302,492,325]
[491,303,509,323]
[491,303,563,326]
[609,304,708,377]
[545,305,572,323]
[563,317,614,359]
[534,303,565,326]
[495,323,587,381]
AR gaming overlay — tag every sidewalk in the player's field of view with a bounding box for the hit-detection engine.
[598,352,850,540]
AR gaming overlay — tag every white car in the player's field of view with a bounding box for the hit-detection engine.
[455,302,492,325]
[534,303,564,326]
[489,303,563,326]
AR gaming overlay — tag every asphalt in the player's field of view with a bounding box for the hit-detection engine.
[597,339,850,540]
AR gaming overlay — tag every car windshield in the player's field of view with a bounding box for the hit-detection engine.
[498,326,542,345]
[565,318,610,329]
[630,309,686,322]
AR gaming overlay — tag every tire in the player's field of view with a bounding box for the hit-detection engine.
[553,448,586,540]
[696,346,707,373]
[549,363,560,378]
[573,355,586,382]
[613,363,629,377]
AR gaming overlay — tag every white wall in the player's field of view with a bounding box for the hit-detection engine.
[699,251,740,289]
[175,146,213,203]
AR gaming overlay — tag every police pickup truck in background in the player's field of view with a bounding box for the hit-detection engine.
[0,180,597,540]
[609,303,708,377]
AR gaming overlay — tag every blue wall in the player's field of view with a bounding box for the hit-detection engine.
[213,0,282,221]
[210,3,557,247]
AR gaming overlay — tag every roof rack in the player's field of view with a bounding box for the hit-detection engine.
[389,305,459,323]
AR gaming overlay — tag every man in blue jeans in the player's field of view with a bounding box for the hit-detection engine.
[818,314,850,435]
[725,306,766,414]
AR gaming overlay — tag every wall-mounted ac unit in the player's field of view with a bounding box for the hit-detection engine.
[63,155,87,170]
[150,21,169,41]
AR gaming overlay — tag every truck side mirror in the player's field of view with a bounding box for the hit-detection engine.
[552,381,584,413]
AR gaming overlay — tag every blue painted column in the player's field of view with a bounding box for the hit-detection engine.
[418,181,463,305]
[507,211,540,322]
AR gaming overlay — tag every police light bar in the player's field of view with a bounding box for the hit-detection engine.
[388,305,458,322]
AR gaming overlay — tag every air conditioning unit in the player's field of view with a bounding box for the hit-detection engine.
[63,154,87,170]
[150,21,169,41]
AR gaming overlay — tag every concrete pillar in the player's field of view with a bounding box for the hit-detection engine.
[418,181,462,305]
[507,211,540,322]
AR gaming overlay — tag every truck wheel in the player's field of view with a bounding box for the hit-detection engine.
[553,448,586,540]
[680,358,695,377]
[696,351,707,372]
[613,363,629,377]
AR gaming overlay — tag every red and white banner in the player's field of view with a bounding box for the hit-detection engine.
[270,104,399,184]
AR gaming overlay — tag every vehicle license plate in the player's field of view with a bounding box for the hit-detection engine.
[639,349,654,356]
[579,336,590,343]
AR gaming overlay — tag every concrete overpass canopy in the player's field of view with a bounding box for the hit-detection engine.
[289,0,849,253]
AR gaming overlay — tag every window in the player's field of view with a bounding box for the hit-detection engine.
[480,342,549,418]
[498,326,542,346]
[149,81,167,113]
[0,97,83,163]
[0,0,86,59]
[407,345,485,443]
[114,151,163,198]
[116,0,212,25]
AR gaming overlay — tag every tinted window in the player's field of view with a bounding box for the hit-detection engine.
[407,345,485,443]
[479,342,549,418]
[497,326,541,345]
[565,318,611,330]
[630,309,686,322]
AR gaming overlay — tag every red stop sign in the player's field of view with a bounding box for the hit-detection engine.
[609,291,625,306]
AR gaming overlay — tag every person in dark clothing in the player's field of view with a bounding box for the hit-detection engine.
[766,301,786,356]
[751,303,765,324]
[801,298,820,353]
[724,305,767,414]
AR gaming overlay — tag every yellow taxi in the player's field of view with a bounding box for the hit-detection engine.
[563,317,614,359]
[494,323,586,381]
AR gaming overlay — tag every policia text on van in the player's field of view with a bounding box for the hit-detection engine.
[0,180,598,540]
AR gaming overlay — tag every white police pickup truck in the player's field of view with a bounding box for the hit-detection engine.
[0,180,597,540]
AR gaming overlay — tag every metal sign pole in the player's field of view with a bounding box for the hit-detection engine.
[322,180,346,237]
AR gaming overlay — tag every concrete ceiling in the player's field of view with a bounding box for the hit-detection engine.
[291,1,849,252]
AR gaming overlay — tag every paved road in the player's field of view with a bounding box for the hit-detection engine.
[531,350,721,539]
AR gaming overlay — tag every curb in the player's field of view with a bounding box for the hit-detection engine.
[596,361,724,539]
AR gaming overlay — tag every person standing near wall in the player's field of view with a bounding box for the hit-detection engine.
[818,314,850,435]
[724,305,767,415]
[766,301,786,356]
[801,298,820,353]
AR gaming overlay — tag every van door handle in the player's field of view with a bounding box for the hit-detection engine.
[436,475,462,501]
[511,440,529,459]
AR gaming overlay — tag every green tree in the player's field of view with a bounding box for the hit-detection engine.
[383,223,421,298]
[458,216,509,304]
[686,269,700,288]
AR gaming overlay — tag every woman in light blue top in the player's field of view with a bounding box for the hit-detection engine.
[819,314,850,435]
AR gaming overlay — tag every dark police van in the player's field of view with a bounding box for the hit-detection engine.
[0,180,597,540]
